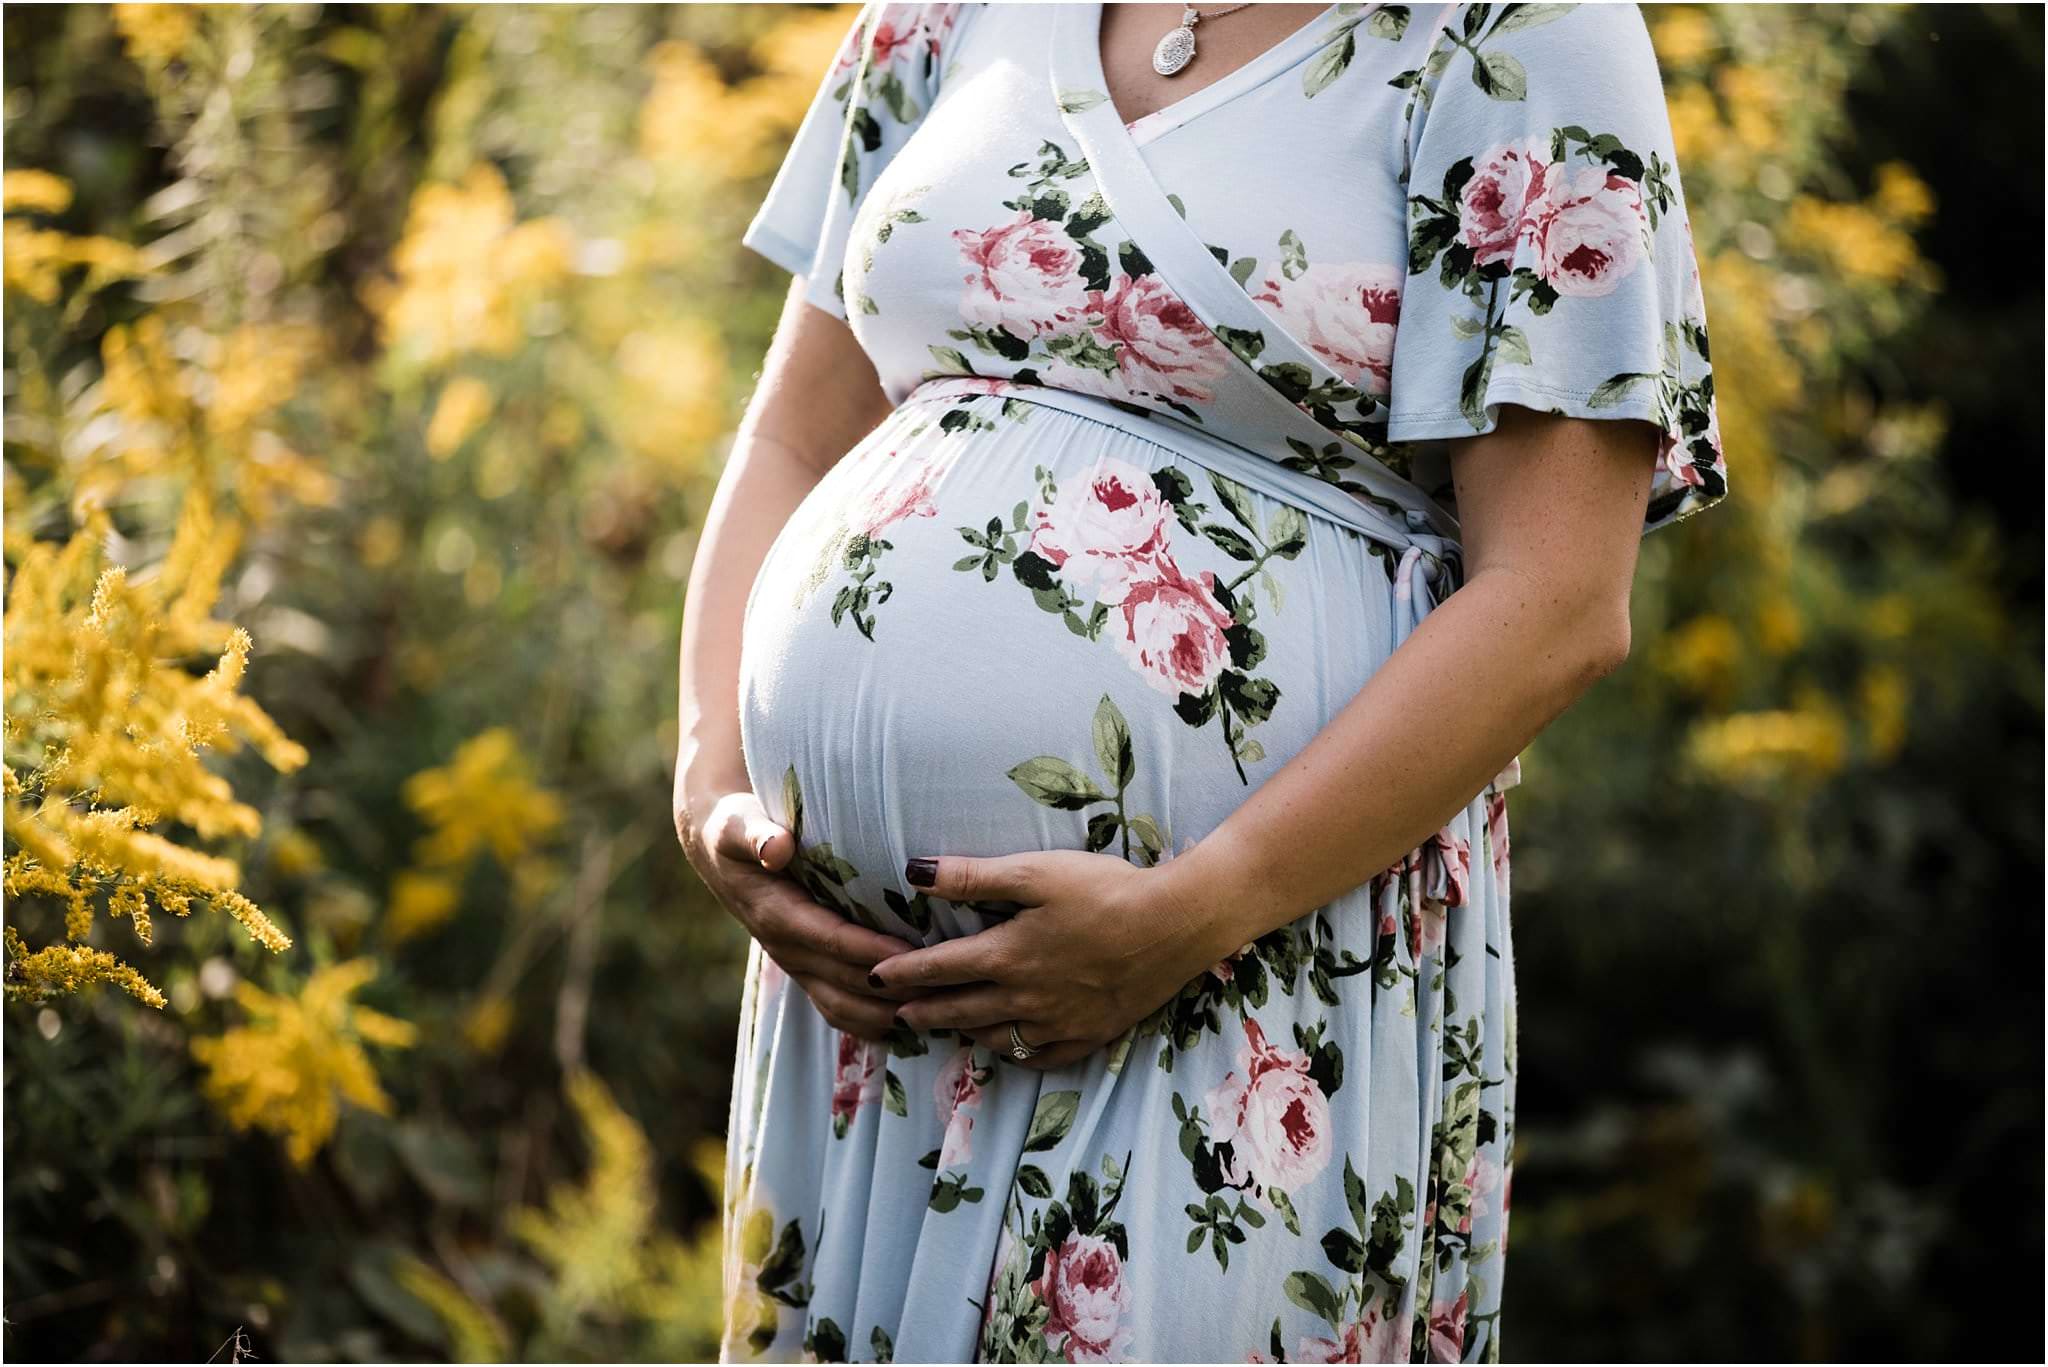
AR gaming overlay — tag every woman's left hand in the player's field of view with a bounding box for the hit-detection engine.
[866,849,1245,1070]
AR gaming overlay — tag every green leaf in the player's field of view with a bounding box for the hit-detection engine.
[1266,503,1306,553]
[1282,1270,1342,1325]
[1023,1089,1082,1152]
[1472,50,1527,102]
[1209,471,1260,532]
[884,1069,908,1117]
[1006,757,1109,809]
[1302,31,1355,97]
[1495,324,1533,367]
[1488,2,1572,35]
[1366,6,1411,40]
[1056,87,1107,112]
[1588,373,1652,408]
[1448,312,1487,339]
[1202,525,1259,561]
[1092,694,1135,789]
[1018,1164,1053,1198]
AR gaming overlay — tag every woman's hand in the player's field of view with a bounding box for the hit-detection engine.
[867,849,1247,1070]
[676,788,929,1041]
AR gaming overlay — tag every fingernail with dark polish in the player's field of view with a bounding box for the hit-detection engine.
[905,856,938,887]
[868,970,885,988]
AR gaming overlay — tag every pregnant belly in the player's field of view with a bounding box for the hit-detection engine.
[736,389,1399,947]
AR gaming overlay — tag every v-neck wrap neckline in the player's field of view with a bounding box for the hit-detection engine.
[1091,1,1348,147]
[1048,1,1462,543]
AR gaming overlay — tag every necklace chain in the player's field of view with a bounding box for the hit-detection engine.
[1182,3,1255,23]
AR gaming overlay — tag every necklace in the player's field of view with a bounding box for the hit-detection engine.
[1151,3,1255,76]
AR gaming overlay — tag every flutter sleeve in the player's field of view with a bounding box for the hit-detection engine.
[1386,2,1728,534]
[741,2,967,323]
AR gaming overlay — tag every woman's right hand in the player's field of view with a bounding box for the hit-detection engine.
[678,787,927,1041]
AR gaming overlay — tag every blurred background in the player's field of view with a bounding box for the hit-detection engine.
[2,3,2040,1362]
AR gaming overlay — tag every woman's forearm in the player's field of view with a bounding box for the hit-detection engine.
[1150,564,1630,961]
[675,418,834,810]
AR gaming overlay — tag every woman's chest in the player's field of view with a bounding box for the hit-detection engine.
[845,3,1429,415]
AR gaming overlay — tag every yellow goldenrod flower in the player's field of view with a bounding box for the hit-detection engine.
[1685,704,1850,789]
[387,869,463,945]
[3,168,74,214]
[4,496,302,1005]
[189,958,418,1166]
[112,2,198,68]
[393,1257,512,1363]
[375,164,574,368]
[402,728,563,869]
[1654,614,1741,697]
[426,376,495,459]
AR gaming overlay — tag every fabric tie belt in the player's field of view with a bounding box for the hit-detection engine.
[898,374,1523,796]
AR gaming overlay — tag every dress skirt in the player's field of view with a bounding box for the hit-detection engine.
[725,375,1519,1364]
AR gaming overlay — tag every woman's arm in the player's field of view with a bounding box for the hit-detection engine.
[674,277,929,1040]
[1150,403,1651,939]
[871,406,1656,1067]
[675,276,892,820]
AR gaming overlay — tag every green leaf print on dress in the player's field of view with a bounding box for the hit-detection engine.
[1007,694,1172,865]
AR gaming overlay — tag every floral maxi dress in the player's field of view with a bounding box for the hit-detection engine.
[720,4,1728,1363]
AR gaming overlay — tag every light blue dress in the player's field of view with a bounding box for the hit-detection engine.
[721,4,1726,1362]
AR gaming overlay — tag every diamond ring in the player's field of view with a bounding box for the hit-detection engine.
[1007,1021,1040,1062]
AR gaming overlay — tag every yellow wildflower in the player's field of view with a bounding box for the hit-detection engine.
[393,1257,511,1363]
[1654,614,1741,698]
[1686,704,1850,789]
[426,376,495,458]
[112,2,199,68]
[402,728,563,869]
[1755,594,1805,656]
[1650,7,1718,68]
[4,497,301,1005]
[189,958,418,1166]
[461,994,515,1054]
[3,169,73,214]
[387,869,463,944]
[375,164,574,368]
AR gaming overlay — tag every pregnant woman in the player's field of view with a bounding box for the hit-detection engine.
[675,2,1727,1361]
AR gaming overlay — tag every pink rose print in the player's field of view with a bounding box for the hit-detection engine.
[1032,1231,1133,1363]
[1109,559,1236,698]
[1090,272,1227,402]
[1249,261,1403,397]
[1457,138,1552,268]
[933,1044,986,1168]
[1500,1163,1515,1253]
[1291,1308,1403,1363]
[1202,1017,1333,1198]
[1484,789,1511,899]
[851,454,941,538]
[955,211,1093,339]
[842,2,957,72]
[1026,455,1175,605]
[829,1031,882,1129]
[1462,1148,1504,1232]
[1428,826,1472,910]
[1527,165,1647,299]
[1428,1289,1470,1362]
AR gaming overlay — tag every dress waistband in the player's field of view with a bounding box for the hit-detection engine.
[898,375,1522,796]
[900,374,1461,577]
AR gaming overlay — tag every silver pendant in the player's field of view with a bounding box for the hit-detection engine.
[1152,8,1198,75]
